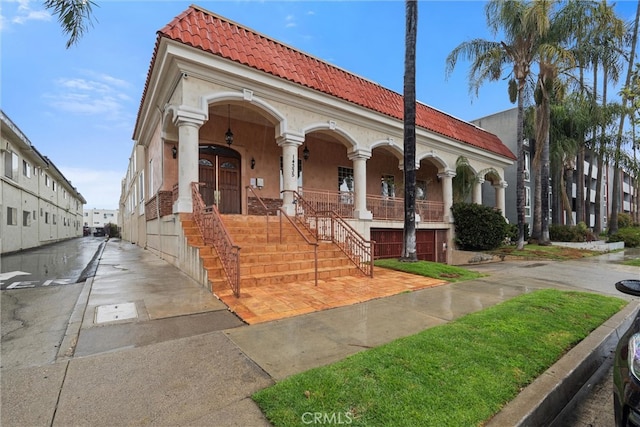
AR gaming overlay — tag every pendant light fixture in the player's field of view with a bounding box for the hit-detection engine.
[225,104,234,146]
[303,144,310,161]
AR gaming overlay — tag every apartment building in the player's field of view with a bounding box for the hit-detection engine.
[83,208,119,234]
[1,110,86,254]
[473,107,637,230]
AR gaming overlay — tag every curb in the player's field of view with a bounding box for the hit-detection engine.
[56,276,94,360]
[56,242,106,360]
[487,301,640,427]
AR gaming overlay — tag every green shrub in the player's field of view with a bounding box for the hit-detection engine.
[452,202,508,251]
[549,223,593,242]
[104,222,121,238]
[617,212,633,228]
[506,222,530,243]
[608,227,640,247]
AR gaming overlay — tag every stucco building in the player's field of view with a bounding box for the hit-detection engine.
[120,5,515,298]
[1,110,86,254]
[473,107,638,231]
[83,208,119,234]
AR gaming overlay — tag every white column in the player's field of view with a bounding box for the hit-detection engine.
[494,180,508,218]
[438,169,456,223]
[277,133,304,215]
[348,150,373,220]
[172,107,205,214]
[472,177,485,204]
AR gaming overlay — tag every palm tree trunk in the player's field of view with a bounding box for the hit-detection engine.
[532,105,542,241]
[516,85,526,249]
[595,148,605,234]
[564,163,575,225]
[401,0,418,261]
[540,101,551,244]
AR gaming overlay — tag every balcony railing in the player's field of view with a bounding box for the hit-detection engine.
[298,188,444,222]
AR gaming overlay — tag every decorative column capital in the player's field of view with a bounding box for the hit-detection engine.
[494,180,508,189]
[438,169,456,180]
[277,132,305,147]
[169,105,206,128]
[347,148,371,162]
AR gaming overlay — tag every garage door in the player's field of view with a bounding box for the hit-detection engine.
[371,228,447,262]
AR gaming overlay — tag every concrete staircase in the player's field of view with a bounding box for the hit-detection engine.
[181,214,363,295]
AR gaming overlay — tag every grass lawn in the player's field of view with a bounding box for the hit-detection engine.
[488,243,600,260]
[253,289,626,426]
[374,258,484,282]
[623,257,640,267]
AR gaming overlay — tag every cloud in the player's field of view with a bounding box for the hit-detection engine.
[60,167,124,210]
[7,0,51,25]
[285,14,296,28]
[43,71,135,125]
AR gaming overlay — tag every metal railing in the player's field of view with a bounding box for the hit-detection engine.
[245,186,273,243]
[297,187,444,222]
[247,186,319,285]
[366,194,445,222]
[285,190,374,277]
[295,188,355,218]
[191,182,241,297]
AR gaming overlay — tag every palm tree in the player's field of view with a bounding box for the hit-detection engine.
[401,0,418,262]
[446,0,549,250]
[530,0,574,244]
[43,0,97,48]
[581,0,624,233]
[549,100,580,224]
[611,1,640,235]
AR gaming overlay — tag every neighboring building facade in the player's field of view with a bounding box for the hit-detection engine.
[473,107,637,230]
[83,208,120,234]
[1,110,86,254]
[608,166,638,226]
[471,108,534,229]
[120,6,515,289]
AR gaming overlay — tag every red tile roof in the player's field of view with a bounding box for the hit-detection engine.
[139,5,515,161]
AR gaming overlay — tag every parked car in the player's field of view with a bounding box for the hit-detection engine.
[93,227,105,237]
[83,226,90,236]
[613,279,640,427]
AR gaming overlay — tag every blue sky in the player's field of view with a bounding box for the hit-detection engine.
[1,1,637,210]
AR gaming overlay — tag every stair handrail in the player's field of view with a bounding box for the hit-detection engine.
[245,186,318,285]
[278,207,319,286]
[191,182,241,297]
[245,185,271,242]
[283,190,374,277]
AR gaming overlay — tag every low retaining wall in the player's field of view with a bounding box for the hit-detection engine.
[551,240,625,252]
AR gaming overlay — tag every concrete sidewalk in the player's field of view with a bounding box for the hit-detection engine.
[2,239,639,426]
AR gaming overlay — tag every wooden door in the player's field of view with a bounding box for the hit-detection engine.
[219,157,240,214]
[198,158,216,206]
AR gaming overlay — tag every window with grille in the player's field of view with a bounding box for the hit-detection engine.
[338,167,353,192]
[381,174,396,198]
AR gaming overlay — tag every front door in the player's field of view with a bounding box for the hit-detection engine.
[198,145,241,214]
